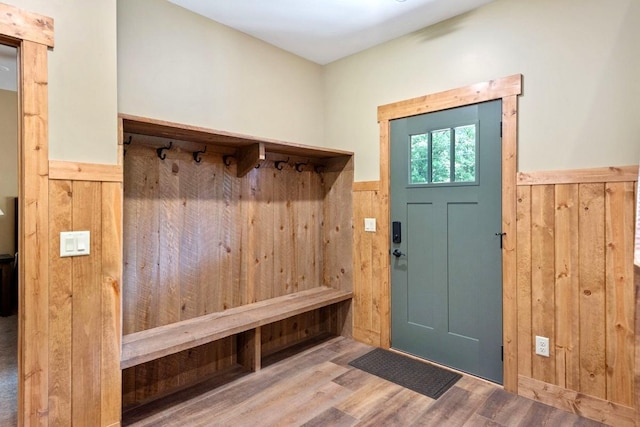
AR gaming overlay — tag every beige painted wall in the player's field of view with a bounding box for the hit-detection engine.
[10,0,118,164]
[324,0,640,181]
[117,0,325,147]
[0,89,17,255]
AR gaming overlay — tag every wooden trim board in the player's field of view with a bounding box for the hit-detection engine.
[0,2,54,47]
[120,114,353,159]
[19,38,50,426]
[518,376,636,426]
[4,18,52,425]
[49,160,123,182]
[353,181,380,192]
[376,74,523,393]
[517,165,639,185]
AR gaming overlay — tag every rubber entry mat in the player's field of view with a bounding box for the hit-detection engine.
[348,348,462,399]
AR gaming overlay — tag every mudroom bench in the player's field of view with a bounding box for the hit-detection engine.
[121,286,352,370]
[120,114,354,409]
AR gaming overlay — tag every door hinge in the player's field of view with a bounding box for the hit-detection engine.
[500,121,503,138]
[501,345,504,361]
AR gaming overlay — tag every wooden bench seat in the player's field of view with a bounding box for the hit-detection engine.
[121,286,352,370]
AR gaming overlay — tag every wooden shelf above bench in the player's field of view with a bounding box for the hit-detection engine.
[120,114,353,177]
[121,286,353,370]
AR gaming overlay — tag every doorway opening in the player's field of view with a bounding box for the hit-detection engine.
[0,42,18,426]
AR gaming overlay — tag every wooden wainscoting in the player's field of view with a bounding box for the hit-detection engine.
[48,161,123,426]
[516,167,638,424]
[352,165,639,425]
[352,181,387,347]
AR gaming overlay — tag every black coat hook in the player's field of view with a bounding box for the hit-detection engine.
[157,141,173,160]
[123,135,132,157]
[193,146,207,163]
[223,155,235,166]
[274,157,289,170]
[295,160,309,172]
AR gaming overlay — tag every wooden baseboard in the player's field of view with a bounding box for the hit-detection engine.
[517,376,636,427]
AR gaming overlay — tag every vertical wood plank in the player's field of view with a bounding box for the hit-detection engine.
[530,185,555,384]
[20,40,49,426]
[71,181,102,425]
[122,149,140,407]
[604,182,635,406]
[274,167,295,297]
[222,160,241,310]
[196,159,219,378]
[578,183,606,399]
[177,152,200,388]
[101,181,122,426]
[378,120,392,350]
[295,170,311,292]
[501,94,519,394]
[323,158,354,337]
[239,169,258,305]
[353,190,373,341]
[516,185,532,378]
[48,180,72,426]
[154,157,182,395]
[371,190,386,341]
[554,184,580,390]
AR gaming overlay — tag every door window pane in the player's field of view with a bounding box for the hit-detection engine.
[410,134,429,184]
[454,125,476,183]
[431,129,451,183]
[409,124,476,185]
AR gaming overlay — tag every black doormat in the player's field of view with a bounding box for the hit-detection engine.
[348,348,461,399]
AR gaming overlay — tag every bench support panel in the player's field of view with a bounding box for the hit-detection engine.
[237,327,261,372]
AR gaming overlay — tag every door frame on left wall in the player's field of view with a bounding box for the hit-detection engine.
[377,75,522,393]
[0,3,53,425]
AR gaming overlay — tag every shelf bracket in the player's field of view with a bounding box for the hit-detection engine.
[236,143,265,178]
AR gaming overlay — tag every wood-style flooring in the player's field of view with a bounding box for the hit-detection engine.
[123,336,607,426]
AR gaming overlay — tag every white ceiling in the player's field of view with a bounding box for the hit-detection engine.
[0,44,17,92]
[168,0,496,65]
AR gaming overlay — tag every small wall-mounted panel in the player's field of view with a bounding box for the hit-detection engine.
[59,231,90,257]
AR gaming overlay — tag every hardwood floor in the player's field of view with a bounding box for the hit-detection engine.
[123,337,607,426]
[0,314,17,427]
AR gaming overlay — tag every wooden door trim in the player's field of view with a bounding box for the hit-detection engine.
[0,3,53,425]
[378,74,522,393]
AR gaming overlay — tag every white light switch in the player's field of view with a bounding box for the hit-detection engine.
[60,231,91,257]
[364,218,376,232]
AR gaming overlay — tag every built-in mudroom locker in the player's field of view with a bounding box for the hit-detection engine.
[118,115,354,414]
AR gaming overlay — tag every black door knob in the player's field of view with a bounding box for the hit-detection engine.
[392,249,405,258]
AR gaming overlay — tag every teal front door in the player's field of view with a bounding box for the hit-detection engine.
[390,100,503,383]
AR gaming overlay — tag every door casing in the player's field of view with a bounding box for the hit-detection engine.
[0,4,54,425]
[377,75,522,392]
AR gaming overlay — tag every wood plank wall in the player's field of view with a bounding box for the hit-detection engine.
[48,163,122,426]
[351,166,639,425]
[352,181,387,347]
[122,144,352,406]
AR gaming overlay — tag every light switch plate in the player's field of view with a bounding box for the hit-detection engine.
[60,231,91,257]
[364,218,376,232]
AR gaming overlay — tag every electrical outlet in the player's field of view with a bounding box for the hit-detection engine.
[535,335,550,357]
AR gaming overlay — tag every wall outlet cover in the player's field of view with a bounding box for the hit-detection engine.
[535,335,550,357]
